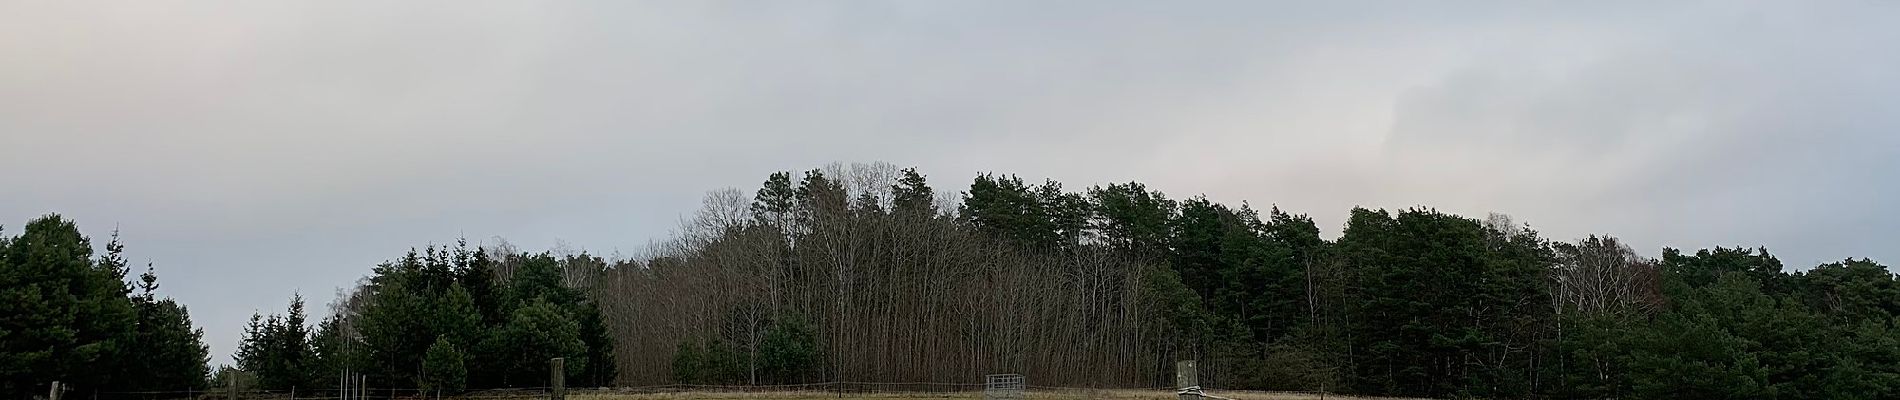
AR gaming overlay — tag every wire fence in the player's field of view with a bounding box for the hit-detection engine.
[81,382,1410,400]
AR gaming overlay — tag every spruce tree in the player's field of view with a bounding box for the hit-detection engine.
[419,336,466,393]
[121,265,211,391]
[481,299,584,386]
[0,215,136,397]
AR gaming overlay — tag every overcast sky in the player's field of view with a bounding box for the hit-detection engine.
[4,1,1898,366]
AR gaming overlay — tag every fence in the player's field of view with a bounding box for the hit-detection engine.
[77,361,1375,400]
[83,384,1379,400]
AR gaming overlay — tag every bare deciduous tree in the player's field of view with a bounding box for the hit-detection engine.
[1552,235,1663,316]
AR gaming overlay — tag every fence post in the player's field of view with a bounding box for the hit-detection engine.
[550,357,566,400]
[1175,360,1199,400]
[48,381,61,400]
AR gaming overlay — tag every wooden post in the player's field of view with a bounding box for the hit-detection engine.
[48,381,61,400]
[549,358,566,400]
[1175,360,1199,400]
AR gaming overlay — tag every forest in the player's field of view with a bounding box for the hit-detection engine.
[5,162,1900,399]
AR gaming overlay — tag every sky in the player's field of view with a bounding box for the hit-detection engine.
[4,1,1898,366]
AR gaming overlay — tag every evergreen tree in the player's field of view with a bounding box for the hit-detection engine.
[419,336,467,393]
[751,171,798,231]
[506,253,579,311]
[758,316,816,384]
[890,167,935,217]
[120,265,211,392]
[433,284,481,361]
[1334,208,1552,398]
[452,239,504,326]
[1089,182,1175,257]
[234,295,318,391]
[146,166,1900,397]
[0,215,137,397]
[671,341,703,384]
[794,169,850,227]
[480,299,585,386]
[960,173,1059,248]
[308,315,360,392]
[575,301,617,387]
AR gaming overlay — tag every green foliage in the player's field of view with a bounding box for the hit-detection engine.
[960,174,1080,250]
[451,239,505,326]
[274,168,1900,397]
[678,339,735,385]
[575,301,617,387]
[1089,182,1175,257]
[671,337,748,385]
[891,168,936,216]
[420,336,467,393]
[751,171,798,228]
[1332,208,1553,398]
[1795,259,1900,321]
[294,240,619,390]
[671,341,702,384]
[1251,343,1339,392]
[1540,249,1900,400]
[353,244,533,388]
[0,215,184,397]
[118,265,212,392]
[481,299,585,386]
[1166,199,1318,346]
[795,169,849,225]
[357,255,438,387]
[758,316,817,384]
[110,166,1900,396]
[434,284,481,358]
[235,295,320,391]
[308,314,360,391]
[1137,261,1212,375]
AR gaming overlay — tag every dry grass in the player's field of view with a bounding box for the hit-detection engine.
[558,389,1417,400]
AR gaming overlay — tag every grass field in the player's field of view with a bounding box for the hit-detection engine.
[556,389,1422,400]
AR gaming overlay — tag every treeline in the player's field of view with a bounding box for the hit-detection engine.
[8,162,1900,400]
[0,216,211,398]
[230,243,619,394]
[598,163,1900,399]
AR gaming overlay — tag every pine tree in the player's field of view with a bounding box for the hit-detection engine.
[752,172,798,232]
[890,167,935,217]
[1089,182,1175,257]
[960,173,1057,248]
